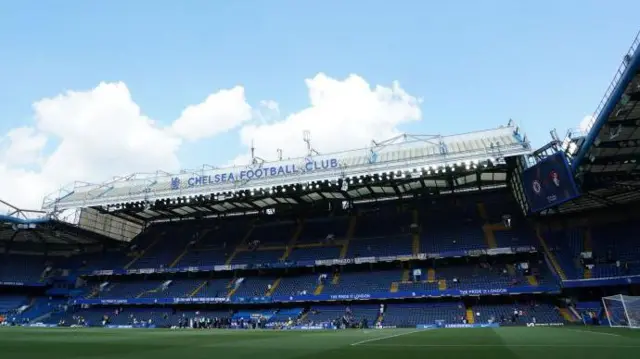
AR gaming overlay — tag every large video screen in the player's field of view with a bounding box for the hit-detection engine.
[522,152,580,213]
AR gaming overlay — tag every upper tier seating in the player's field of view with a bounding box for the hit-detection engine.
[52,190,544,272]
[420,198,486,252]
[192,279,232,298]
[547,220,640,280]
[347,235,412,258]
[322,271,402,295]
[0,255,46,283]
[93,280,164,299]
[176,218,251,267]
[232,277,277,298]
[273,274,318,296]
[287,246,342,261]
[246,221,296,246]
[231,250,283,265]
[130,226,201,269]
[298,217,349,243]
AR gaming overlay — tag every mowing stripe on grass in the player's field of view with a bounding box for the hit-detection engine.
[565,329,622,337]
[350,329,426,346]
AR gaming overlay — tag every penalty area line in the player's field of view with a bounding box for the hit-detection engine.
[350,329,426,346]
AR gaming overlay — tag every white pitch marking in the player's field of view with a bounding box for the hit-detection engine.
[355,344,640,348]
[350,329,426,346]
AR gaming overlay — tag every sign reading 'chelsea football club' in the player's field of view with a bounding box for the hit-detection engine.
[171,158,340,190]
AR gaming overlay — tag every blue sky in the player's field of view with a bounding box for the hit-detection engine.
[0,0,639,208]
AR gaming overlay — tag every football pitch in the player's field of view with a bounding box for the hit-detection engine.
[2,327,640,359]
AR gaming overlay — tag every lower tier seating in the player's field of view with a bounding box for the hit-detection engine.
[383,302,465,327]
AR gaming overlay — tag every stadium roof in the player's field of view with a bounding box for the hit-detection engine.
[100,164,513,224]
[0,199,119,248]
[550,31,640,215]
[43,125,530,224]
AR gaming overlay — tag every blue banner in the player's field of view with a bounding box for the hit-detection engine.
[459,288,512,296]
[104,324,157,329]
[522,152,580,213]
[22,323,58,328]
[289,325,326,330]
[416,324,439,329]
[271,286,559,303]
[73,297,230,305]
[0,281,47,287]
[83,246,537,277]
[72,285,558,306]
[563,275,640,288]
[443,323,500,329]
[416,323,500,329]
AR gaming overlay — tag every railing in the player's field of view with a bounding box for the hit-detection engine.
[583,32,640,135]
[563,31,640,159]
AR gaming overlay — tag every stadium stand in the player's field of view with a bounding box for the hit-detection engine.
[3,30,640,330]
[0,185,621,329]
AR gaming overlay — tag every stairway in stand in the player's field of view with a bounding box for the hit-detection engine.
[476,203,488,221]
[536,226,567,281]
[314,284,324,295]
[190,281,207,297]
[412,209,421,255]
[558,308,578,322]
[341,216,357,258]
[266,278,281,296]
[389,282,399,293]
[584,228,593,252]
[438,279,447,290]
[124,236,162,269]
[427,269,435,283]
[401,269,410,282]
[225,224,256,265]
[281,219,305,260]
[169,228,213,268]
[466,308,475,324]
[332,273,340,285]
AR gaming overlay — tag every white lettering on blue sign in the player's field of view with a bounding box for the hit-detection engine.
[459,288,508,296]
[171,158,339,189]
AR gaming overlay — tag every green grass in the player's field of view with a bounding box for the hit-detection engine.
[2,326,640,359]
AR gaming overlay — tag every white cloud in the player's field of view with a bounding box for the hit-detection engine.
[0,127,47,166]
[0,82,252,210]
[579,114,595,133]
[0,165,48,211]
[259,100,279,112]
[171,86,252,141]
[32,82,183,186]
[232,73,422,164]
[0,73,422,211]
